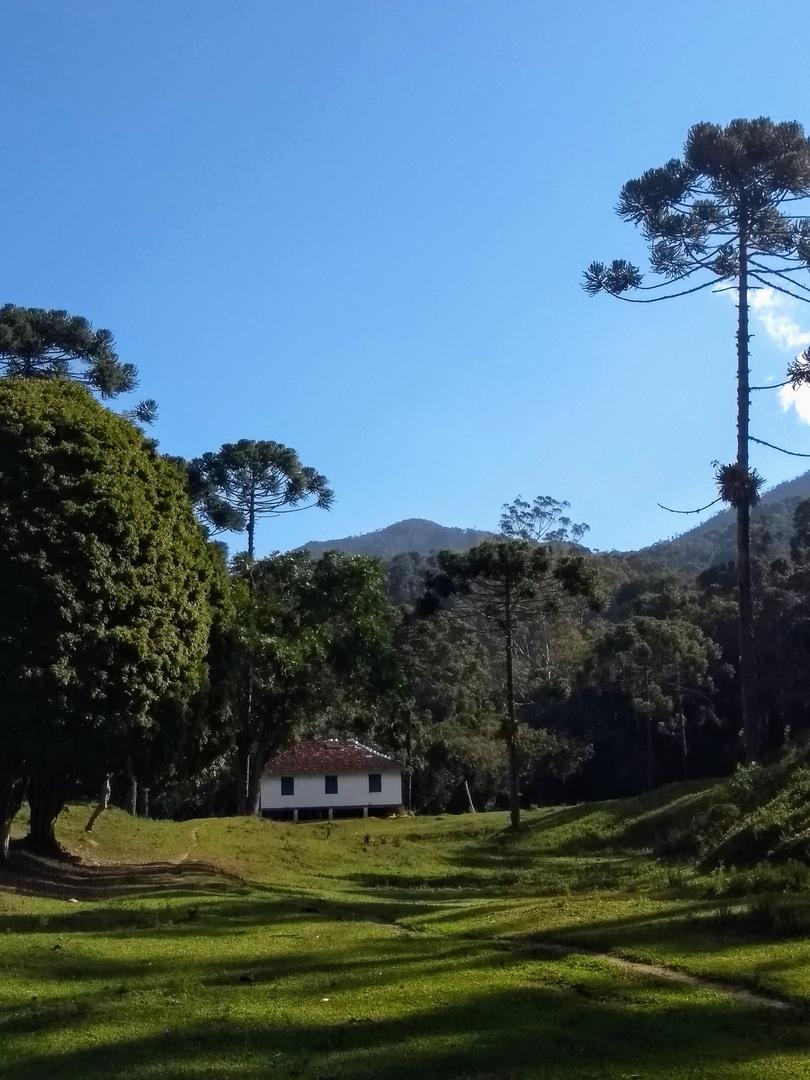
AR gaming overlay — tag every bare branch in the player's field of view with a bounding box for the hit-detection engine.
[657,497,723,515]
[751,379,792,391]
[749,435,810,458]
[749,273,810,304]
[607,277,725,305]
[749,262,810,297]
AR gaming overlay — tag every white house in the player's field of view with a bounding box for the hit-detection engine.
[260,738,403,821]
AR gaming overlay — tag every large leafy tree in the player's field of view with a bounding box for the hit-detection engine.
[421,539,601,829]
[584,118,810,761]
[0,304,156,422]
[187,440,333,558]
[227,551,393,814]
[0,381,217,858]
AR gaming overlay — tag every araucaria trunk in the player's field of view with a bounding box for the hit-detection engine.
[504,581,521,831]
[736,215,760,761]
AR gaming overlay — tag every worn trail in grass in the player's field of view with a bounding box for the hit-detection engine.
[3,784,810,1078]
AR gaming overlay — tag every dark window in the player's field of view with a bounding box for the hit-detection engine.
[368,773,382,793]
[280,776,294,796]
[325,775,338,795]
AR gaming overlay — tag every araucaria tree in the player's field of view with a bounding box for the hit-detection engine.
[422,539,601,829]
[0,304,156,422]
[188,440,333,558]
[0,381,217,858]
[584,118,810,761]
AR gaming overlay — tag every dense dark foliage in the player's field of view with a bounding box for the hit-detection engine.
[0,381,219,856]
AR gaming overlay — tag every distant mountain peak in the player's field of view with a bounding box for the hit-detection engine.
[299,518,496,559]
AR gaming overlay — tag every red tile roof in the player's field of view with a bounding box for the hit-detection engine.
[264,739,397,776]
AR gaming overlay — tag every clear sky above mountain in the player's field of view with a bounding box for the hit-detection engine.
[5,1,810,556]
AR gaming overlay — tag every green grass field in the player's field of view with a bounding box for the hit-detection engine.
[3,784,810,1079]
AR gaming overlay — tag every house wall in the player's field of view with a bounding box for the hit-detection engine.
[260,769,402,811]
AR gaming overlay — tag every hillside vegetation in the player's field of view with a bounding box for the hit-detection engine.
[299,518,496,558]
[629,474,810,575]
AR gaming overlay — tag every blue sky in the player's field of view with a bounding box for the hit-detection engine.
[5,1,810,557]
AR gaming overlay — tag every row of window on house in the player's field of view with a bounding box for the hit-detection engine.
[280,773,383,797]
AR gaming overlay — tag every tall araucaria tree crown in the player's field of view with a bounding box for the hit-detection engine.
[584,118,810,310]
[188,439,334,559]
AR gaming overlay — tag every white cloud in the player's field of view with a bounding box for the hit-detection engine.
[749,288,810,351]
[747,288,810,423]
[779,381,810,424]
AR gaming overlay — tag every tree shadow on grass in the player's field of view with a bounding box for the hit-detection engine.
[4,981,809,1080]
[0,889,444,941]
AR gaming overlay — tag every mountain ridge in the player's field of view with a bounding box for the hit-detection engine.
[299,517,496,559]
[299,471,810,571]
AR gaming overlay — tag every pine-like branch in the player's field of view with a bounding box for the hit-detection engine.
[749,435,810,458]
[657,497,723,515]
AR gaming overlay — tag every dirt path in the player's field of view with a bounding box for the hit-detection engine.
[173,823,203,864]
[519,939,792,1011]
[336,901,795,1011]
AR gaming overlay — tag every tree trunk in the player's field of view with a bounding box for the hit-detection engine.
[504,580,520,830]
[676,673,688,781]
[247,751,262,816]
[464,779,477,813]
[248,488,256,563]
[138,786,150,819]
[736,216,760,762]
[125,763,138,816]
[242,509,257,813]
[25,770,68,856]
[235,739,250,815]
[405,710,413,813]
[0,769,28,866]
[84,774,112,833]
[645,713,655,792]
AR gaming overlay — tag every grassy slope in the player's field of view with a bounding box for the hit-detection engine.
[3,784,810,1079]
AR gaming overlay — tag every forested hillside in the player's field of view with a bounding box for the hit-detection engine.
[300,518,495,558]
[629,471,810,576]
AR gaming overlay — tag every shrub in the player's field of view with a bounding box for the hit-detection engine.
[704,860,810,898]
[747,895,810,937]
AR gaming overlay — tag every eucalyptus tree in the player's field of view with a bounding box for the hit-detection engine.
[500,495,589,547]
[0,380,216,857]
[188,439,333,559]
[585,616,718,789]
[384,610,495,811]
[421,539,601,829]
[584,118,810,761]
[501,495,591,690]
[0,304,156,422]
